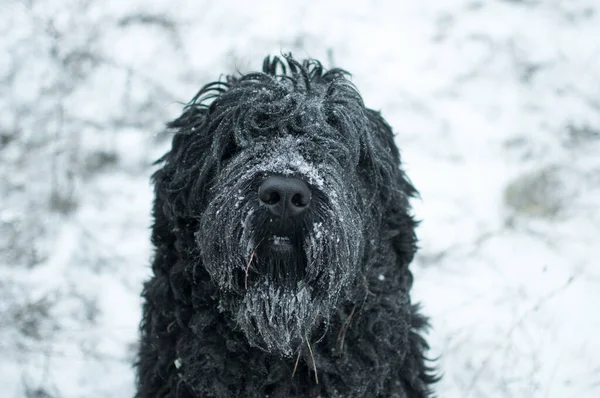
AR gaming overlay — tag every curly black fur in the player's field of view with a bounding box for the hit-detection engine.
[136,55,438,398]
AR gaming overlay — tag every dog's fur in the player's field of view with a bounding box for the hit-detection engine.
[136,55,437,397]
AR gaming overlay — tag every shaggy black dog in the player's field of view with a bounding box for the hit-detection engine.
[136,55,437,398]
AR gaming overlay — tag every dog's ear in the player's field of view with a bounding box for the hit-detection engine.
[158,105,219,218]
[365,109,419,269]
[155,79,234,220]
[149,106,216,267]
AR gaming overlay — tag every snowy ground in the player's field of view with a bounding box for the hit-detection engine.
[1,0,599,397]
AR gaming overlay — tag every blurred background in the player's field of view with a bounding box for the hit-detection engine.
[1,0,599,397]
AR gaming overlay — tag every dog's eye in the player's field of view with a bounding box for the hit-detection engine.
[221,142,238,162]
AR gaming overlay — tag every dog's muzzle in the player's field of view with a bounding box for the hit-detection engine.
[256,175,311,255]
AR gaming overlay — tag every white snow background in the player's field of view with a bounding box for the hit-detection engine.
[1,0,599,397]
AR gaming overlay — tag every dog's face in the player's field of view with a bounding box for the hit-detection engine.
[199,129,366,356]
[160,58,414,357]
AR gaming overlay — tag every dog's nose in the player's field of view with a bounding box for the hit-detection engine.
[258,176,311,217]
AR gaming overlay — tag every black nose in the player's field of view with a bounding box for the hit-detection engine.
[258,176,311,217]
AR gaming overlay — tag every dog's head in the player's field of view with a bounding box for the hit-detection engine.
[154,55,417,357]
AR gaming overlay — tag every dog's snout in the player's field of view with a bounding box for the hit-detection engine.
[258,176,311,217]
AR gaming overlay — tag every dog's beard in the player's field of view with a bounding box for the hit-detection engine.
[197,143,364,356]
[236,278,317,356]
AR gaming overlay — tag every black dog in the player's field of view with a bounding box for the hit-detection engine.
[136,55,437,397]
